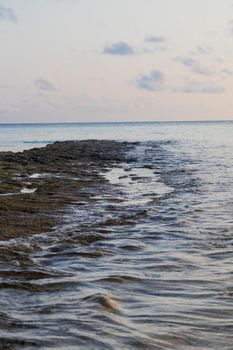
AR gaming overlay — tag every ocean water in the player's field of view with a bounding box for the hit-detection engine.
[0,121,233,349]
[1,120,233,152]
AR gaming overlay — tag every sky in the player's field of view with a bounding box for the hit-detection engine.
[0,0,233,123]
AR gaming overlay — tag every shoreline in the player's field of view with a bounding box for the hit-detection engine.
[0,140,133,241]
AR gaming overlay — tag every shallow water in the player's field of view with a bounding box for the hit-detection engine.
[1,122,233,349]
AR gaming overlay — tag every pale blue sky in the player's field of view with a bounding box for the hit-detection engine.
[0,0,233,122]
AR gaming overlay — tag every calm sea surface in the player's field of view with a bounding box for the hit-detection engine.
[0,121,233,349]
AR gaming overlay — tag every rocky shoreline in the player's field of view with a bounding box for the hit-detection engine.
[0,140,133,240]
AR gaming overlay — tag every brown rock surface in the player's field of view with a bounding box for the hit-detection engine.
[0,140,131,240]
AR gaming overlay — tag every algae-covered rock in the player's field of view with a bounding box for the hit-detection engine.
[0,140,131,240]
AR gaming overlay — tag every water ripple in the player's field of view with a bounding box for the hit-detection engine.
[1,140,233,349]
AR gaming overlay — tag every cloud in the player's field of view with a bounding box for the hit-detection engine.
[136,70,165,91]
[103,41,135,55]
[34,78,58,92]
[221,68,233,77]
[0,5,17,22]
[175,56,213,76]
[173,80,225,94]
[144,35,166,43]
[196,46,213,55]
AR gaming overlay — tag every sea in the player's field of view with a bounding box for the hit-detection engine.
[0,121,233,350]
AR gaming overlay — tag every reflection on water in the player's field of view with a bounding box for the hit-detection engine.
[1,127,233,349]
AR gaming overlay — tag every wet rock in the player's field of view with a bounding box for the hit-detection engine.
[142,164,154,169]
[0,140,132,240]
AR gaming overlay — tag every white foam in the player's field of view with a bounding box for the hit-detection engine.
[20,187,37,194]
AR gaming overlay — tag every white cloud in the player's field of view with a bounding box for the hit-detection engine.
[136,70,165,91]
[0,5,17,22]
[175,56,214,76]
[173,80,225,94]
[144,35,166,43]
[103,42,135,55]
[34,78,59,92]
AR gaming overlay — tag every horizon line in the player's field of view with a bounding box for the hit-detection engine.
[0,119,232,125]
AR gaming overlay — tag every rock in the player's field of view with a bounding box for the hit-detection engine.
[0,140,132,240]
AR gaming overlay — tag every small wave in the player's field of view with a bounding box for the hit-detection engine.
[0,337,40,349]
[95,275,142,284]
[83,293,122,313]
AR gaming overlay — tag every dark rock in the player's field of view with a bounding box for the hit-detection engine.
[0,140,133,240]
